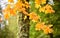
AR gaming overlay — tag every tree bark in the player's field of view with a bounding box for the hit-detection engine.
[18,12,29,38]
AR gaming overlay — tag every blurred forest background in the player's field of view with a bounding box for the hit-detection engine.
[0,0,60,38]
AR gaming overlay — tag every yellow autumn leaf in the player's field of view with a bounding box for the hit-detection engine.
[35,22,46,30]
[43,27,53,34]
[8,0,14,3]
[39,7,45,12]
[41,0,46,4]
[35,4,41,8]
[44,4,55,14]
[29,12,40,22]
[24,16,27,20]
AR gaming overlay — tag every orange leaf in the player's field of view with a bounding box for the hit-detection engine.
[4,14,9,20]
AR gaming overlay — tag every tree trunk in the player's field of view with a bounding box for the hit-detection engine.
[18,12,29,38]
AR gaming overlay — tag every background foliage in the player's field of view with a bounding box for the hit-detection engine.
[0,0,60,38]
[29,0,60,38]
